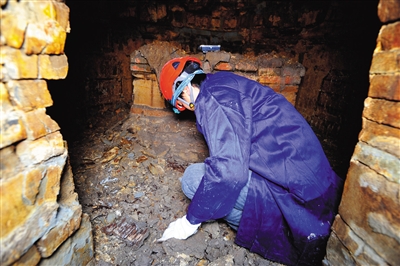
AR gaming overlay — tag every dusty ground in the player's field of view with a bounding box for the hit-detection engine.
[68,106,283,266]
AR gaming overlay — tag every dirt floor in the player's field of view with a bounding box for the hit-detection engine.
[68,105,283,266]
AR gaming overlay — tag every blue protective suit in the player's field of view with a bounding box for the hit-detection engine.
[186,72,343,266]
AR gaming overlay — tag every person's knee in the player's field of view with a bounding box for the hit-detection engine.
[224,208,242,231]
[180,163,205,199]
[181,176,196,199]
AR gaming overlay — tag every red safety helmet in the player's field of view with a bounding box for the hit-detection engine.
[159,56,202,112]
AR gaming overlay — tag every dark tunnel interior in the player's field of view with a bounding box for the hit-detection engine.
[47,0,381,179]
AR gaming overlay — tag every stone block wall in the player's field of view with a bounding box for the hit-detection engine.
[129,42,305,113]
[324,0,400,265]
[0,1,94,265]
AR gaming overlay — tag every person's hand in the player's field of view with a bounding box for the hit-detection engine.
[157,215,200,242]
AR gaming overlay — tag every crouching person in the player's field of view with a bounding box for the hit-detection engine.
[157,56,343,266]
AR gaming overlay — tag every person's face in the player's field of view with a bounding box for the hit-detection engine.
[176,85,199,111]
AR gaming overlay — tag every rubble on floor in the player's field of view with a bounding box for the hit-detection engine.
[68,107,283,266]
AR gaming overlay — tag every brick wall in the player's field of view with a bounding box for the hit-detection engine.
[324,0,400,265]
[129,42,305,113]
[0,1,94,265]
[55,0,381,178]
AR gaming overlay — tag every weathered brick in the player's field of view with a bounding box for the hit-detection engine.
[37,205,82,258]
[34,160,84,259]
[259,75,281,84]
[282,63,306,77]
[24,23,48,55]
[39,54,69,79]
[282,65,295,76]
[282,85,299,94]
[223,31,242,42]
[0,9,27,49]
[130,63,152,73]
[298,10,319,27]
[239,28,250,42]
[253,14,264,27]
[378,0,400,23]
[259,75,301,85]
[132,73,146,79]
[197,16,210,29]
[0,65,4,80]
[377,22,400,51]
[16,131,65,166]
[359,118,400,158]
[133,74,165,108]
[39,213,94,266]
[331,216,360,262]
[42,21,67,55]
[1,47,38,79]
[146,3,167,22]
[24,5,68,54]
[257,56,284,68]
[230,72,258,83]
[211,18,220,29]
[250,28,263,43]
[214,62,234,71]
[338,161,400,264]
[258,67,281,76]
[269,14,281,26]
[202,60,212,73]
[205,51,231,69]
[130,105,172,117]
[70,214,94,266]
[325,229,357,266]
[25,0,68,31]
[7,80,53,111]
[190,28,211,37]
[352,142,400,183]
[52,1,71,31]
[235,61,257,72]
[0,173,35,237]
[370,50,400,74]
[368,74,400,100]
[130,51,149,64]
[211,9,222,18]
[280,85,298,105]
[22,168,43,205]
[0,83,13,114]
[363,97,400,128]
[0,146,22,180]
[170,5,184,28]
[13,245,41,266]
[281,91,296,105]
[26,0,57,21]
[37,164,64,204]
[0,109,27,149]
[163,30,179,40]
[223,17,237,30]
[331,215,388,265]
[267,84,281,93]
[0,202,58,265]
[22,108,60,140]
[284,75,302,85]
[58,161,80,205]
